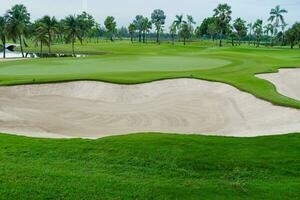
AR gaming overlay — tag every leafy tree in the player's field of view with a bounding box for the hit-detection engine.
[233,17,247,45]
[77,12,95,43]
[104,16,116,41]
[128,23,136,43]
[213,3,232,47]
[39,15,58,53]
[286,22,300,49]
[207,22,218,42]
[179,22,191,45]
[0,16,8,58]
[253,19,263,47]
[141,17,152,43]
[196,17,216,37]
[64,15,82,55]
[151,9,166,43]
[133,15,144,42]
[6,4,30,57]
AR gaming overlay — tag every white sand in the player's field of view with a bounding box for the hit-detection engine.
[257,68,300,101]
[0,79,300,139]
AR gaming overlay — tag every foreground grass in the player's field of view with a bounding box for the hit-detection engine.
[0,133,299,199]
[1,41,300,109]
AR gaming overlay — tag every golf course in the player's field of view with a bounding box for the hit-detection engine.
[0,1,300,199]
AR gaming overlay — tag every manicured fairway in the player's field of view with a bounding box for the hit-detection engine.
[1,41,300,109]
[0,133,299,200]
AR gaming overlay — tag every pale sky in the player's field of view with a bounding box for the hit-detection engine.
[0,0,299,30]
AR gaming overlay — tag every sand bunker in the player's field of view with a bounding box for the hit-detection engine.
[258,68,300,101]
[0,79,300,138]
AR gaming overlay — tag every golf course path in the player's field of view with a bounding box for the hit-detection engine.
[258,68,300,101]
[0,79,300,138]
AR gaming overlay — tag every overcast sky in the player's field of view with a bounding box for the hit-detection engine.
[1,0,299,29]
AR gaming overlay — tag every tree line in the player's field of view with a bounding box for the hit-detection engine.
[0,4,300,58]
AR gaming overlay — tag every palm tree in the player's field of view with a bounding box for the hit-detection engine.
[173,15,184,41]
[151,9,166,43]
[39,15,58,53]
[133,15,144,42]
[141,17,152,43]
[33,21,49,54]
[169,23,177,44]
[64,15,81,55]
[128,23,136,43]
[247,22,253,45]
[281,22,288,46]
[268,5,287,42]
[0,16,8,58]
[264,24,274,46]
[213,4,232,47]
[253,19,263,47]
[6,4,30,58]
[233,18,247,45]
[179,22,191,45]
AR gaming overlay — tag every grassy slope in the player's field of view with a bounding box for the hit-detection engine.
[0,133,299,200]
[1,41,300,109]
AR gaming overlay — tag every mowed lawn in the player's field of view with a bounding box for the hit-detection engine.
[0,133,299,200]
[1,41,300,109]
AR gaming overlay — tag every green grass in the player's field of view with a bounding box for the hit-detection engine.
[2,41,300,109]
[0,132,299,199]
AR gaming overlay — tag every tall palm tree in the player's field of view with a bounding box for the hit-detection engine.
[173,15,184,41]
[0,16,8,58]
[213,4,232,47]
[264,24,274,46]
[169,23,177,44]
[64,15,81,55]
[128,23,136,43]
[247,22,253,45]
[40,15,58,53]
[268,5,287,38]
[253,19,263,47]
[6,4,30,58]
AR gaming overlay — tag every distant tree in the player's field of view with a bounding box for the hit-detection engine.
[247,22,253,45]
[77,12,95,43]
[33,20,49,53]
[253,19,263,47]
[186,15,196,32]
[264,23,274,45]
[39,15,58,53]
[213,3,232,47]
[64,15,81,55]
[128,23,136,43]
[6,4,30,57]
[104,16,116,41]
[280,21,288,45]
[196,17,216,37]
[179,22,191,45]
[173,14,184,41]
[286,22,300,49]
[169,23,177,44]
[133,15,144,42]
[229,31,239,46]
[141,17,152,43]
[233,17,247,45]
[151,9,166,43]
[0,16,8,58]
[207,22,218,42]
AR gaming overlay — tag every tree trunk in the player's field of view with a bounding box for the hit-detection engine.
[40,40,43,54]
[72,37,75,56]
[291,42,294,49]
[138,31,141,42]
[49,32,52,53]
[219,30,223,47]
[19,35,24,58]
[2,38,6,58]
[130,34,133,43]
[143,32,145,43]
[156,30,159,44]
[183,37,186,45]
[231,39,234,46]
